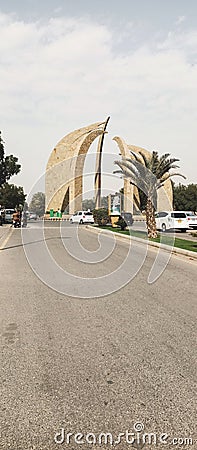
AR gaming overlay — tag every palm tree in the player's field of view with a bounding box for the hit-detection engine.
[114,151,186,238]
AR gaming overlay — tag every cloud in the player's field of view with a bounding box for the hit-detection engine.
[0,11,196,193]
[175,15,186,26]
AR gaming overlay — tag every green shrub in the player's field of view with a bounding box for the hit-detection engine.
[190,231,197,238]
[93,208,109,226]
[115,217,127,230]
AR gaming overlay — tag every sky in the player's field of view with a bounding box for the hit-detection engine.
[0,0,197,199]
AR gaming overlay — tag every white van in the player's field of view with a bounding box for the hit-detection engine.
[155,211,188,232]
[4,209,15,224]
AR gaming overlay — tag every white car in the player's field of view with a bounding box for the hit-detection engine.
[3,209,15,224]
[185,211,197,229]
[70,211,94,224]
[29,212,37,220]
[155,211,189,232]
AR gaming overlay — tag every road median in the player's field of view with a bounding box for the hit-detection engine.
[85,225,197,260]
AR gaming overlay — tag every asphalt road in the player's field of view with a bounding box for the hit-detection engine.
[0,222,196,450]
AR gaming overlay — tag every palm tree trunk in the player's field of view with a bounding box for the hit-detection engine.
[146,198,157,238]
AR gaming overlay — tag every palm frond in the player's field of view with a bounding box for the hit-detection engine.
[160,172,187,182]
[129,150,144,164]
[138,151,149,167]
[149,151,159,173]
[114,160,140,179]
[123,160,154,190]
[114,160,149,194]
[157,156,180,178]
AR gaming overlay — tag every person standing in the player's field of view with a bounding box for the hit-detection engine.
[12,209,21,227]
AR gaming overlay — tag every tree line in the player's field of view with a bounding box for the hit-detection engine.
[0,131,26,209]
[173,183,197,213]
[0,132,46,215]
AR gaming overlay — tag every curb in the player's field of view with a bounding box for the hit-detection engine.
[44,218,70,221]
[85,225,197,260]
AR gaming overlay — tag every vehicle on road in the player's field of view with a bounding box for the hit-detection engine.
[13,218,21,228]
[155,211,189,232]
[3,209,15,224]
[70,211,94,224]
[29,212,37,220]
[185,211,197,229]
[121,212,134,226]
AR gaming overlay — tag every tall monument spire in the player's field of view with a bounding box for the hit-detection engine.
[94,116,110,209]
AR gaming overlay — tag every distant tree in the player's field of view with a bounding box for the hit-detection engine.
[23,201,29,211]
[29,192,45,216]
[82,198,95,211]
[100,196,108,209]
[0,183,26,208]
[82,196,108,211]
[173,183,197,212]
[0,132,21,186]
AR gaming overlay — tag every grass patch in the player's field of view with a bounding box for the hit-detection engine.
[150,235,197,252]
[95,225,197,253]
[171,238,197,252]
[96,225,146,239]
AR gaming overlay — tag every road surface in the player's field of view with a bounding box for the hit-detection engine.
[0,222,196,449]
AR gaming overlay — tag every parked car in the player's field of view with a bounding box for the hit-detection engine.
[184,211,197,229]
[70,211,94,224]
[3,209,15,224]
[155,211,189,232]
[121,212,134,226]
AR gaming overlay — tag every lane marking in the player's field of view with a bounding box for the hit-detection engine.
[0,228,13,250]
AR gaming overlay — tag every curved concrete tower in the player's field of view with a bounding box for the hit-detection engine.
[45,119,109,214]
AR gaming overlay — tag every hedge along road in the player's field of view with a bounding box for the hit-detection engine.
[0,221,196,449]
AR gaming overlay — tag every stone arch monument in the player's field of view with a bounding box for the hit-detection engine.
[45,118,109,215]
[45,120,172,216]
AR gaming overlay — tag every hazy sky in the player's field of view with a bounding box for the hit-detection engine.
[0,0,196,198]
